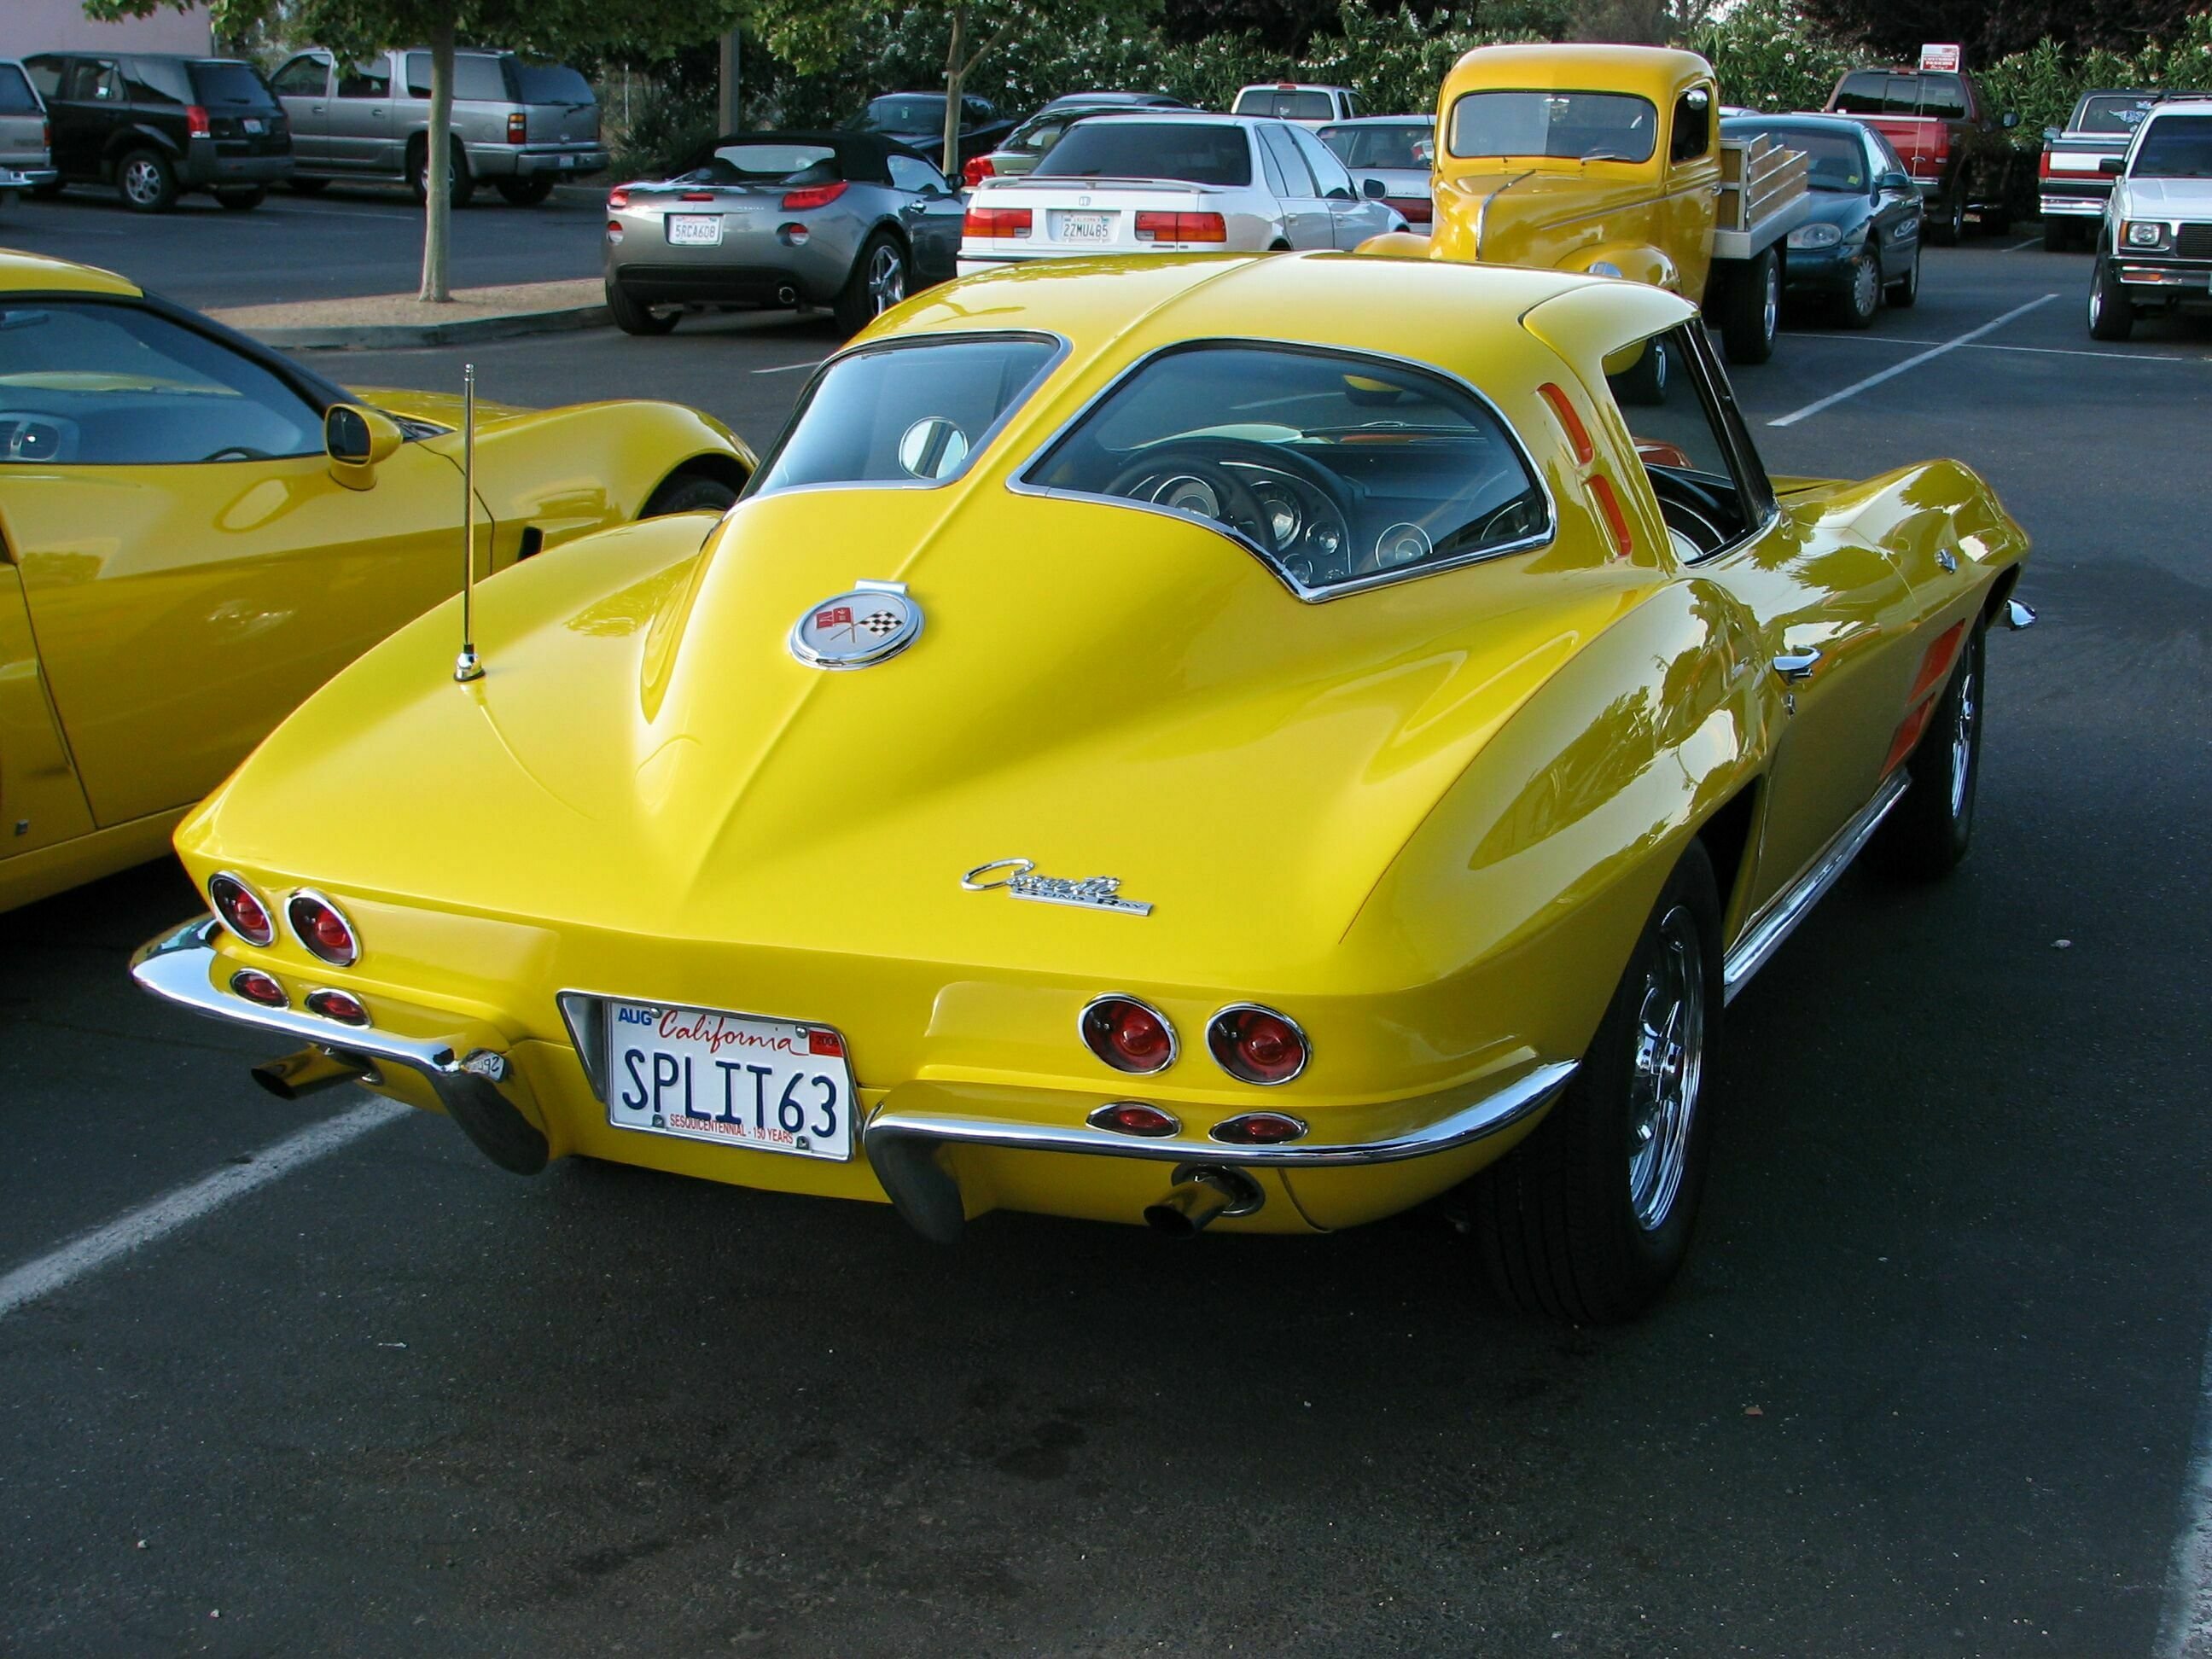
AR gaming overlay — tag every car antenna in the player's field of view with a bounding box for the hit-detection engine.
[453,362,485,684]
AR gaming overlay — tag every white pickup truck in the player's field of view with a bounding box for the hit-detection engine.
[958,112,1402,273]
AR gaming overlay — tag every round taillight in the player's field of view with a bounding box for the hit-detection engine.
[209,872,275,946]
[1211,1110,1307,1145]
[1079,995,1176,1074]
[1206,1005,1309,1086]
[286,891,358,967]
[1087,1101,1180,1138]
[306,988,368,1026]
[230,969,287,1008]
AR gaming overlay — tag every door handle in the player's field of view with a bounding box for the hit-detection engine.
[1773,649,1821,682]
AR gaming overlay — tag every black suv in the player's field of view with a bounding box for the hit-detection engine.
[22,52,292,212]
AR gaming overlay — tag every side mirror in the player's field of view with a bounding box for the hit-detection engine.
[1361,176,1386,199]
[2099,155,2125,175]
[1877,169,1912,194]
[324,402,403,490]
[2001,111,2020,130]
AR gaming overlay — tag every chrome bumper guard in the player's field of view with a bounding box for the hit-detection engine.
[130,917,548,1175]
[861,1060,1578,1243]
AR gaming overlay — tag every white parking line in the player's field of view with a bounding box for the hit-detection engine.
[2006,236,2043,251]
[2157,1324,2212,1658]
[0,1096,410,1319]
[753,358,824,375]
[1783,330,2210,364]
[1767,294,2060,427]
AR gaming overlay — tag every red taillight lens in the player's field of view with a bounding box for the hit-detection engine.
[963,204,1032,238]
[608,186,630,208]
[679,189,713,201]
[507,110,527,143]
[1211,1110,1307,1145]
[1080,996,1176,1074]
[1089,1101,1181,1138]
[2037,150,2054,179]
[1206,1006,1308,1086]
[781,180,849,211]
[1387,195,1432,224]
[185,104,211,138]
[209,873,276,946]
[286,893,358,967]
[1133,210,1227,243]
[963,154,995,187]
[306,988,368,1025]
[230,969,287,1008]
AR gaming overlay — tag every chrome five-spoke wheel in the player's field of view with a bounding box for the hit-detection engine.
[1627,905,1706,1233]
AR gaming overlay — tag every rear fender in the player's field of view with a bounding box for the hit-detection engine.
[106,125,183,164]
[1566,240,1679,291]
[433,404,754,544]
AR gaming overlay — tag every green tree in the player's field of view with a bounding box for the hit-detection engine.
[84,0,743,300]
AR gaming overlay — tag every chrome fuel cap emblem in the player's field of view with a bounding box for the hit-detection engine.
[789,582,922,670]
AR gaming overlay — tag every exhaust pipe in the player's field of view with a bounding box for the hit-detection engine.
[1144,1166,1263,1237]
[777,284,797,306]
[252,1046,375,1101]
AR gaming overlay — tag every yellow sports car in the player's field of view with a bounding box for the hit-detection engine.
[130,252,2032,1321]
[0,249,754,912]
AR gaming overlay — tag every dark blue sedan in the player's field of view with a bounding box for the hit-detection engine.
[1724,114,1926,326]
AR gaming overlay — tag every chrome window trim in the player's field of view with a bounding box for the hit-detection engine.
[1205,1001,1312,1086]
[1078,992,1179,1074]
[739,328,1072,504]
[1008,336,1558,605]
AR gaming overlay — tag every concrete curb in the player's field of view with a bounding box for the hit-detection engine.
[236,301,610,351]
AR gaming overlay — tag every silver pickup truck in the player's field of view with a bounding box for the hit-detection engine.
[0,57,58,206]
[270,46,605,205]
[2087,97,2212,340]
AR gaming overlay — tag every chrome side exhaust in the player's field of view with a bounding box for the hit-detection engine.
[252,1047,375,1101]
[777,285,797,306]
[1144,1166,1264,1237]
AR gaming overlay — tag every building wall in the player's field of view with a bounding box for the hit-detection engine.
[0,0,214,60]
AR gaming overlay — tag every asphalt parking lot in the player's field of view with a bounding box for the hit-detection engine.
[2,208,2209,1657]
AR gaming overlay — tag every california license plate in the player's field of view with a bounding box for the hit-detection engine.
[242,117,265,134]
[1058,211,1113,242]
[604,1000,855,1161]
[558,154,576,168]
[667,213,723,247]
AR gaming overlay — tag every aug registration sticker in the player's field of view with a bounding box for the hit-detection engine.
[605,1000,855,1161]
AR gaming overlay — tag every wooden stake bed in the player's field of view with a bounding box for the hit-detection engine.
[1714,134,1812,259]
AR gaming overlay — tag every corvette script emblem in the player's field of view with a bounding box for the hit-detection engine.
[789,581,922,669]
[961,858,1152,917]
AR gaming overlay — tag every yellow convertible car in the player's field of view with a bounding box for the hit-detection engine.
[0,249,754,912]
[130,252,2031,1321]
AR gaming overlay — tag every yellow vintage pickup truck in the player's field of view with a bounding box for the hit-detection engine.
[1366,44,1810,380]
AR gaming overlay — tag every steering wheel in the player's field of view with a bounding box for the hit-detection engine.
[1103,436,1353,556]
[1644,467,1732,556]
[202,445,272,462]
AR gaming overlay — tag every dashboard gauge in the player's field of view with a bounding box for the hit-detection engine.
[1254,484,1302,549]
[1376,521,1433,568]
[1155,474,1220,521]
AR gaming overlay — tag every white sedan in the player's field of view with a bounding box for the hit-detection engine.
[958,112,1404,273]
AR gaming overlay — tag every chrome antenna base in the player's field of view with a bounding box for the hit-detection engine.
[453,649,484,683]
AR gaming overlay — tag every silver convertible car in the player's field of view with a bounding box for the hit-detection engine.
[603,131,963,336]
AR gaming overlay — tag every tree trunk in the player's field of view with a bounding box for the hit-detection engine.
[419,19,456,303]
[940,2,964,178]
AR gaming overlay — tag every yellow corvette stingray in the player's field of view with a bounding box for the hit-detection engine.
[0,249,754,912]
[131,251,2031,1321]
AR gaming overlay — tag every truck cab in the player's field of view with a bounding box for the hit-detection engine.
[1825,65,2020,244]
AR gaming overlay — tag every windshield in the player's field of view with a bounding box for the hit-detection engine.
[2079,94,2160,135]
[1033,122,1252,186]
[1022,342,1549,597]
[1320,121,1432,170]
[1234,89,1334,120]
[509,61,592,104]
[851,95,941,132]
[2134,114,2212,176]
[687,143,837,185]
[1448,90,1657,163]
[1741,125,1867,191]
[750,335,1060,497]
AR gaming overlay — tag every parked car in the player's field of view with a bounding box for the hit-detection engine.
[269,47,605,204]
[0,58,55,203]
[20,50,290,211]
[963,91,1187,187]
[1725,113,1923,323]
[2039,88,2206,249]
[2087,97,2212,340]
[604,131,963,337]
[1317,114,1435,226]
[844,91,1015,168]
[958,113,1402,271]
[1825,63,2021,244]
[129,252,2033,1324]
[0,250,755,913]
[1231,83,1359,123]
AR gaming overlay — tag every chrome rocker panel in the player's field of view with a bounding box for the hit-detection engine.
[1722,770,1906,1003]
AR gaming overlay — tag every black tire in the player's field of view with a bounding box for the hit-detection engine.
[213,185,265,211]
[1613,335,1668,405]
[606,280,678,336]
[1980,198,2011,236]
[1464,841,1723,1324]
[640,468,741,516]
[2041,215,2072,253]
[116,148,178,213]
[1886,243,1920,307]
[1837,248,1881,328]
[1721,246,1778,364]
[2087,253,2134,341]
[1867,620,1986,881]
[1930,189,1965,247]
[409,138,474,207]
[497,177,555,207]
[833,230,907,335]
[286,175,329,195]
[29,178,65,200]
